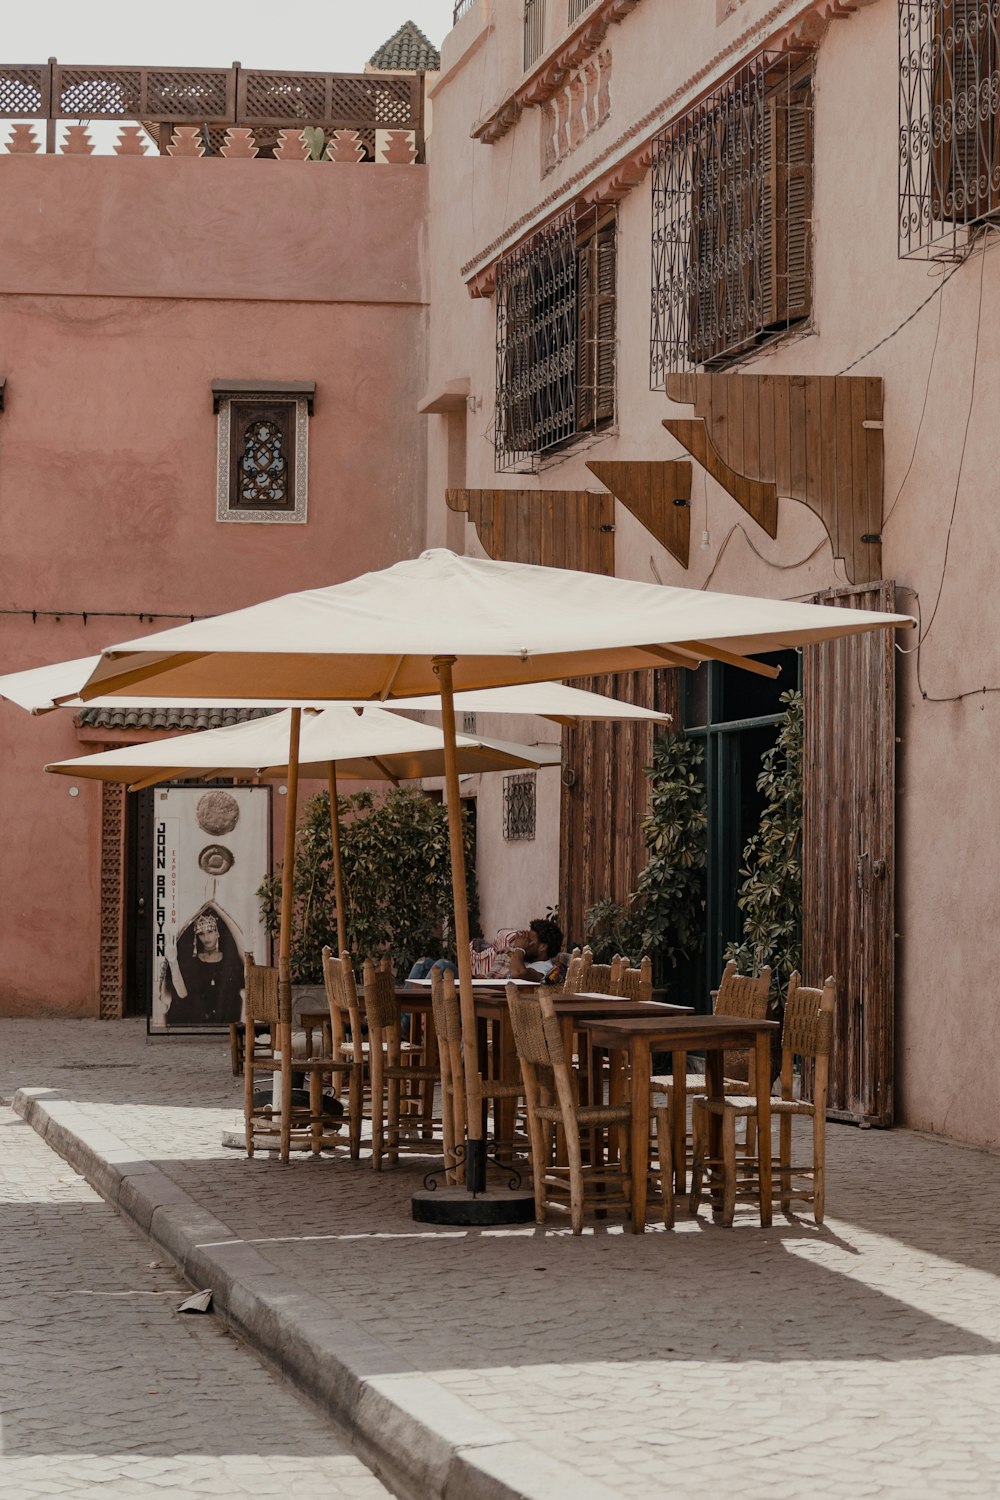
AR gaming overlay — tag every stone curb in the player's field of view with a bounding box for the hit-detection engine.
[13,1087,621,1500]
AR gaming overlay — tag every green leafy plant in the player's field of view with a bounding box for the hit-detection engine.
[725,690,803,1009]
[258,787,480,983]
[585,733,707,980]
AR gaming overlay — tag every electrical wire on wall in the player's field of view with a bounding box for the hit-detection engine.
[3,609,206,624]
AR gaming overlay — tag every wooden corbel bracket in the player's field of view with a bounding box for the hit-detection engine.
[664,371,884,585]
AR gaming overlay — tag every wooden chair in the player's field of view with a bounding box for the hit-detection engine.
[320,947,368,1158]
[243,954,352,1161]
[430,968,524,1182]
[612,954,653,1001]
[580,947,616,995]
[507,982,672,1233]
[559,946,584,996]
[650,958,771,1104]
[689,972,837,1227]
[363,957,441,1170]
[228,1018,270,1076]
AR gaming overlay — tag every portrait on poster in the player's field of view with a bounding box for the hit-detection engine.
[150,785,270,1033]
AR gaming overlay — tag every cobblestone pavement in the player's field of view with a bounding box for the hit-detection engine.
[0,1089,391,1498]
[3,1018,1000,1499]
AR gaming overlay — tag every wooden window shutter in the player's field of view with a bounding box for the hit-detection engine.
[932,0,1000,222]
[688,126,722,366]
[761,80,813,329]
[594,227,617,422]
[575,239,595,431]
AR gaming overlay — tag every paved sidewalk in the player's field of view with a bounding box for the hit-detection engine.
[3,1017,1000,1500]
[0,1099,390,1500]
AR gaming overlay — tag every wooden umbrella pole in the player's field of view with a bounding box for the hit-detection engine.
[277,708,302,1159]
[327,760,348,957]
[433,656,485,1193]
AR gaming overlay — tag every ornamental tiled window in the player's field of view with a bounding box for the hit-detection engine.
[651,53,814,381]
[495,204,617,471]
[213,380,314,525]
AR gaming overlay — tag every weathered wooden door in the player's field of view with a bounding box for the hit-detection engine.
[802,581,896,1125]
[559,669,678,946]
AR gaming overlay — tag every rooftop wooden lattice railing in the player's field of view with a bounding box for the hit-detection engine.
[0,60,425,160]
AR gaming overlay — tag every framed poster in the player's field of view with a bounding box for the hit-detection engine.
[149,785,271,1034]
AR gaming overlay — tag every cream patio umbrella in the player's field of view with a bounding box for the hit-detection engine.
[45,704,560,959]
[77,549,914,1212]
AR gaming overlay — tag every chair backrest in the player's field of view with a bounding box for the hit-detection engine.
[612,954,653,1002]
[362,956,399,1035]
[713,959,772,1020]
[781,972,837,1060]
[321,946,365,1040]
[430,966,462,1044]
[244,953,278,1025]
[507,982,566,1068]
[560,947,584,995]
[577,946,614,995]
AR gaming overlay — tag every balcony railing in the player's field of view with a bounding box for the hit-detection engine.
[0,59,425,159]
[568,0,597,20]
[453,0,477,21]
[524,0,547,70]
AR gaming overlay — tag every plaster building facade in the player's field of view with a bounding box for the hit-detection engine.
[2,2,999,1152]
[421,0,1000,1149]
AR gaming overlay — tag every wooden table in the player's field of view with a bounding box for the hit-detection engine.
[581,1014,780,1233]
[469,992,693,1146]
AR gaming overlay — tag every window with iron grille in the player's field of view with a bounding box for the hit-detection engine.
[650,54,813,384]
[525,0,547,69]
[900,0,1000,260]
[495,204,617,471]
[503,772,537,840]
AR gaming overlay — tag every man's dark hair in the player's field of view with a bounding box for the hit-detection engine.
[530,917,563,958]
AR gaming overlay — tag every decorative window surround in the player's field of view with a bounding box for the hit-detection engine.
[214,380,313,525]
[474,0,641,144]
[462,0,876,297]
[541,49,612,175]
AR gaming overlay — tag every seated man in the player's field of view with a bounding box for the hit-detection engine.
[507,917,565,985]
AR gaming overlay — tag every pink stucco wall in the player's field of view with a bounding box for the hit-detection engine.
[424,0,1000,1147]
[0,155,428,1015]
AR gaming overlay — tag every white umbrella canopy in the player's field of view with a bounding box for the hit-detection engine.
[78,549,915,702]
[387,680,673,725]
[0,655,326,715]
[45,705,559,962]
[74,549,913,1200]
[44,705,560,786]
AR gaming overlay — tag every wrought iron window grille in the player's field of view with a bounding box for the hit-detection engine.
[503,772,537,840]
[899,0,1000,261]
[525,0,548,70]
[650,52,814,385]
[462,711,478,734]
[569,0,598,21]
[495,202,617,472]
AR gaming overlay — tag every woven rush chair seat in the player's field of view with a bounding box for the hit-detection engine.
[689,972,836,1227]
[507,981,672,1233]
[243,954,357,1160]
[430,968,524,1183]
[363,957,442,1171]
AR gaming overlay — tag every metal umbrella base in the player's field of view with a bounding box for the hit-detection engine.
[411,1186,535,1225]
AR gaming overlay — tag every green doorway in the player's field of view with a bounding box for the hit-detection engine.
[683,649,800,1010]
